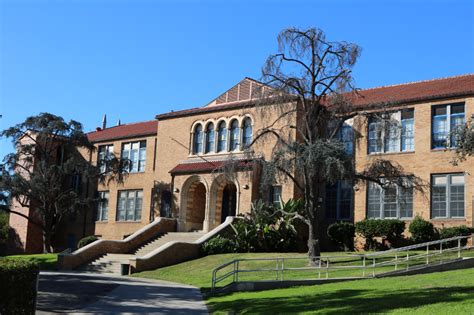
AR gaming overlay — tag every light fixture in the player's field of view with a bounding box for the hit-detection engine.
[173,188,180,193]
[242,184,249,190]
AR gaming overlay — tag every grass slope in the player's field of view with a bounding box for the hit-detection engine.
[207,268,474,314]
[4,254,58,270]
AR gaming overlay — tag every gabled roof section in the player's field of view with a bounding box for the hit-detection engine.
[87,120,157,143]
[351,74,474,108]
[205,77,267,107]
[156,74,474,120]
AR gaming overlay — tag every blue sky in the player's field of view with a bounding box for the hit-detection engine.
[1,0,473,157]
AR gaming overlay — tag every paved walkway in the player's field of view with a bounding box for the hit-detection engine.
[37,272,208,314]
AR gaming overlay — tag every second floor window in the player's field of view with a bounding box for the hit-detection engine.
[98,144,114,173]
[217,121,227,152]
[205,123,215,153]
[432,103,465,149]
[242,118,253,148]
[367,180,413,219]
[117,190,143,221]
[96,191,109,221]
[122,141,146,172]
[193,124,203,154]
[368,109,414,154]
[230,119,240,151]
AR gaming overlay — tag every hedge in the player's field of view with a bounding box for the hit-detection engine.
[77,235,98,249]
[0,259,40,314]
[355,219,405,250]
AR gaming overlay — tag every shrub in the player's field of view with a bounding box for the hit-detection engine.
[0,259,39,314]
[0,212,9,256]
[439,225,473,247]
[409,216,435,244]
[327,222,355,251]
[355,219,405,250]
[201,236,236,255]
[77,235,98,249]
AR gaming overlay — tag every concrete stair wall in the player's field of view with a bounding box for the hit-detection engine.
[134,232,206,257]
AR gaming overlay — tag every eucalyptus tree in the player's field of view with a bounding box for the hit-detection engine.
[0,113,128,252]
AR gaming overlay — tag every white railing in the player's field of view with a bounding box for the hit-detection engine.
[211,234,473,291]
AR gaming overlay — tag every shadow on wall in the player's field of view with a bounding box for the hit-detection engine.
[4,227,23,255]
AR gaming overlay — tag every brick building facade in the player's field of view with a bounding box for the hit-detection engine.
[9,75,474,253]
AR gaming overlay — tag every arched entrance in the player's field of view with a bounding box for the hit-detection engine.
[221,183,237,223]
[185,182,206,231]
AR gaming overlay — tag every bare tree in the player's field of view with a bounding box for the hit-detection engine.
[450,118,474,165]
[247,28,425,263]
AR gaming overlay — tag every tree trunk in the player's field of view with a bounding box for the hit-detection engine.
[43,230,52,253]
[307,217,321,266]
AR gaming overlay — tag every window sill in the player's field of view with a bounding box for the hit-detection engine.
[430,217,466,221]
[114,221,142,223]
[368,151,415,156]
[95,221,108,223]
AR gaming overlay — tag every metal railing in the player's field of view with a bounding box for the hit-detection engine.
[211,234,473,291]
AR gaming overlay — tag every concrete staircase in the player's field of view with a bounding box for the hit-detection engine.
[80,231,206,275]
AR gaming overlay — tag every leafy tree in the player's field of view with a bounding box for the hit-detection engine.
[245,28,425,263]
[0,113,128,253]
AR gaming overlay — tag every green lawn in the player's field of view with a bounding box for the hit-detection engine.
[133,251,474,314]
[207,268,474,314]
[3,253,58,270]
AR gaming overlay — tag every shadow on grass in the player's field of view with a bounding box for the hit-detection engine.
[208,286,474,314]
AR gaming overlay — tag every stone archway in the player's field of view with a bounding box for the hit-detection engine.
[209,175,240,229]
[180,176,209,231]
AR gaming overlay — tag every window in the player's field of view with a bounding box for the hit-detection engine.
[325,180,353,220]
[270,185,282,208]
[193,124,203,154]
[338,123,354,155]
[229,120,240,151]
[368,109,415,154]
[431,174,464,218]
[242,118,253,149]
[98,144,114,173]
[121,141,146,172]
[117,190,143,221]
[217,121,227,152]
[432,103,465,149]
[367,180,413,219]
[96,191,109,221]
[205,123,215,153]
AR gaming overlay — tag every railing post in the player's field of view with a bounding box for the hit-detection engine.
[233,261,237,282]
[458,238,461,259]
[372,257,375,277]
[395,253,398,271]
[236,260,239,282]
[406,251,409,271]
[363,256,366,277]
[426,244,429,265]
[281,258,285,281]
[326,259,329,279]
[276,259,279,281]
[318,258,322,279]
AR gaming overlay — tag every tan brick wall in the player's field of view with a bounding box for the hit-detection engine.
[354,96,474,229]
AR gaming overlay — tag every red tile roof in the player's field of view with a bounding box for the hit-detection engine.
[350,74,474,109]
[156,74,474,120]
[87,120,157,143]
[170,159,255,174]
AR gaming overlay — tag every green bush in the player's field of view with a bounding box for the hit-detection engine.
[0,258,39,314]
[77,235,98,249]
[327,222,355,251]
[409,216,435,244]
[201,236,236,255]
[355,219,406,250]
[0,212,9,256]
[438,225,473,247]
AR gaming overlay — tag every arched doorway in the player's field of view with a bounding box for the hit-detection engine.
[185,182,207,231]
[220,183,237,223]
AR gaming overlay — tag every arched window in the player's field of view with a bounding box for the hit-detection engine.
[205,123,215,153]
[242,118,253,148]
[193,124,203,154]
[229,119,240,151]
[217,121,227,152]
